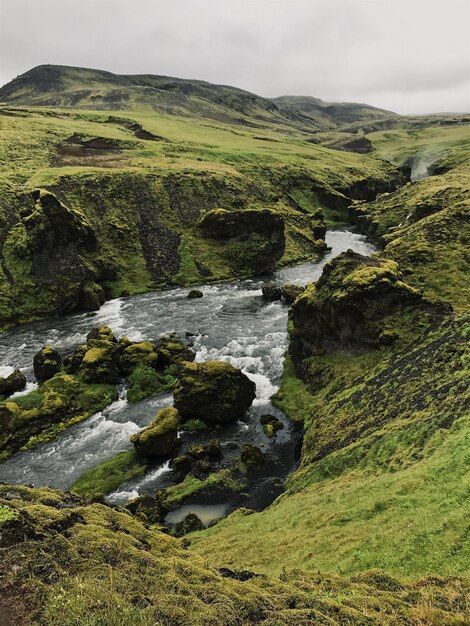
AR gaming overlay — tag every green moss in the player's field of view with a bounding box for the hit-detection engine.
[71,450,144,497]
[126,364,174,403]
[0,503,19,522]
[0,373,117,459]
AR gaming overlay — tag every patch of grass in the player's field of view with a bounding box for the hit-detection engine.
[71,450,144,497]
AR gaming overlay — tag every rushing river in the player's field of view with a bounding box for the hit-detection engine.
[0,230,375,515]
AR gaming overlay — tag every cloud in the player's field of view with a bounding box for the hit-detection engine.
[0,0,469,114]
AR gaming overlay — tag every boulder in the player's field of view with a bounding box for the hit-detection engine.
[79,282,106,311]
[262,283,282,301]
[197,208,285,275]
[78,341,120,384]
[155,336,196,368]
[173,361,256,424]
[187,289,203,299]
[0,370,26,397]
[241,444,264,467]
[33,346,62,381]
[260,414,284,437]
[281,284,305,304]
[173,512,205,537]
[125,494,166,524]
[131,407,179,460]
[86,325,117,344]
[119,341,159,375]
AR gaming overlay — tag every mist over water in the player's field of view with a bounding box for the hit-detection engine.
[0,230,376,503]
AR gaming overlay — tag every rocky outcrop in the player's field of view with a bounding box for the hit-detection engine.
[173,361,256,424]
[33,346,62,381]
[198,208,285,274]
[119,341,159,375]
[260,414,284,437]
[290,251,452,369]
[131,407,180,459]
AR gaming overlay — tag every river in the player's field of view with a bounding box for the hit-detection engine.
[0,230,376,519]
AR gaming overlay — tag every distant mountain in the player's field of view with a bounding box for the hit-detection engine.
[0,64,396,131]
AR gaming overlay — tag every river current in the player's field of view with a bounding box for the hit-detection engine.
[0,230,375,512]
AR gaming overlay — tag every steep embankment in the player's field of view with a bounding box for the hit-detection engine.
[189,124,470,584]
[1,484,468,626]
[0,66,405,330]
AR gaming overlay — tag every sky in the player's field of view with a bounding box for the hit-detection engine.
[0,0,469,114]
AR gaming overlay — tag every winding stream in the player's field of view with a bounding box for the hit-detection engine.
[0,230,376,517]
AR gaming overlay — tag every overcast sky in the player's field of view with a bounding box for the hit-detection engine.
[1,0,469,114]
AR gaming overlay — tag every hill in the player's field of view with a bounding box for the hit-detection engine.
[0,64,396,132]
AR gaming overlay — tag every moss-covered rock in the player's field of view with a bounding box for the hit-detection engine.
[260,414,284,437]
[126,364,174,403]
[155,336,196,368]
[241,444,264,467]
[0,369,26,398]
[281,283,305,304]
[119,341,159,375]
[290,250,452,368]
[173,360,256,424]
[173,512,205,537]
[262,283,282,301]
[0,374,117,459]
[131,407,180,460]
[78,341,120,384]
[33,345,62,381]
[198,208,285,274]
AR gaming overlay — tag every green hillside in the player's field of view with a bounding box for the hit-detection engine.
[0,65,469,625]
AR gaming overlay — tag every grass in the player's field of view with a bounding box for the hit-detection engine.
[1,483,468,625]
[71,450,144,497]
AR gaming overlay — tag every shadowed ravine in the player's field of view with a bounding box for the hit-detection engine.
[0,230,376,521]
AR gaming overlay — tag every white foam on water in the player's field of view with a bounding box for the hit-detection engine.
[0,365,14,377]
[108,461,171,505]
[246,372,278,404]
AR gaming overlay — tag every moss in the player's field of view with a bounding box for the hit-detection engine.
[131,407,179,459]
[0,503,19,522]
[71,450,144,497]
[0,373,117,459]
[126,364,174,403]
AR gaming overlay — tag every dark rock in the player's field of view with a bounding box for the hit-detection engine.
[78,340,120,384]
[173,512,205,537]
[259,414,284,437]
[187,289,203,299]
[170,455,193,481]
[0,370,26,397]
[125,494,166,524]
[131,407,179,459]
[262,283,282,301]
[119,341,159,376]
[280,284,305,304]
[218,568,259,581]
[86,325,117,343]
[330,135,373,154]
[174,360,256,424]
[33,347,62,381]
[155,336,196,368]
[206,439,223,461]
[241,444,264,467]
[197,208,285,275]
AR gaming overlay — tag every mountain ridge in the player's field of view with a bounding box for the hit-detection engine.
[0,64,396,131]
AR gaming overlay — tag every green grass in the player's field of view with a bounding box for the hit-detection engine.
[71,450,144,497]
[1,483,468,625]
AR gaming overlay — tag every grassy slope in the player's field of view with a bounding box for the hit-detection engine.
[189,126,470,583]
[1,484,468,626]
[0,103,401,330]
